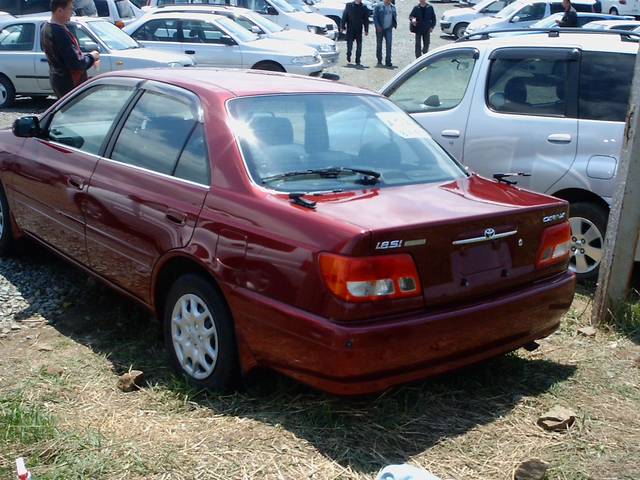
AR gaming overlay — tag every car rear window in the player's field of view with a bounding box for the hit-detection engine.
[227,94,465,193]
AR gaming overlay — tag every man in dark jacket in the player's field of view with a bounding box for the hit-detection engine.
[409,0,436,58]
[557,0,578,27]
[41,0,99,98]
[373,0,397,67]
[341,0,369,66]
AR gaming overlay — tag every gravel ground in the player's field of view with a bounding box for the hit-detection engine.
[0,1,457,335]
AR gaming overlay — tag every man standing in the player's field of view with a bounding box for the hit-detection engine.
[557,0,577,27]
[373,0,397,68]
[41,0,99,98]
[341,0,369,66]
[409,0,436,59]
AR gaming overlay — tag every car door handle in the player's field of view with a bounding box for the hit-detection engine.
[116,60,124,66]
[40,58,48,63]
[547,133,572,143]
[166,210,187,225]
[67,175,85,190]
[441,129,461,138]
[185,50,196,54]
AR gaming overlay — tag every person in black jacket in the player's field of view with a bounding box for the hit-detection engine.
[41,0,99,98]
[341,0,370,66]
[556,0,578,27]
[409,0,436,58]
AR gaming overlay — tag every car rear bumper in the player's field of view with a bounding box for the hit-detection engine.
[228,271,575,395]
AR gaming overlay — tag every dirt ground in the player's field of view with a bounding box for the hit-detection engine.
[0,246,639,479]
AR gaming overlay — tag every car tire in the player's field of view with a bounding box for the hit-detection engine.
[609,7,619,14]
[0,75,16,109]
[252,61,286,73]
[453,23,469,38]
[0,183,16,256]
[568,202,608,283]
[163,273,239,391]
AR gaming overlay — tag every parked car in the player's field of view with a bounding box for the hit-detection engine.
[381,31,637,280]
[529,11,634,28]
[1,68,575,395]
[440,0,518,38]
[94,0,144,27]
[149,5,339,67]
[0,15,193,108]
[140,0,338,39]
[124,12,323,74]
[602,0,640,15]
[465,0,596,35]
[581,19,640,29]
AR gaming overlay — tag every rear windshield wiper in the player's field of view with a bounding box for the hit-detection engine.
[262,166,381,184]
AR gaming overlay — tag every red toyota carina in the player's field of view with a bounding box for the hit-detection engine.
[0,69,575,395]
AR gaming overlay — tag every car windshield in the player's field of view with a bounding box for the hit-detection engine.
[531,12,560,27]
[270,0,296,13]
[286,0,313,12]
[88,20,141,49]
[215,15,258,41]
[228,94,466,193]
[242,10,282,32]
[115,0,135,17]
[474,0,499,11]
[495,1,521,18]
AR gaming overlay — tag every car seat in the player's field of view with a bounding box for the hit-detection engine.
[188,26,206,42]
[502,77,530,113]
[246,116,306,177]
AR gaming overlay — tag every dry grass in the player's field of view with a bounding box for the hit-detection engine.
[1,278,639,479]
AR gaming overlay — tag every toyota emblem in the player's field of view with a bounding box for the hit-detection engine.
[484,228,496,239]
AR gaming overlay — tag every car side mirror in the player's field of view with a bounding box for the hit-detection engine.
[220,35,236,45]
[511,15,521,22]
[12,116,40,138]
[250,25,262,34]
[423,94,441,108]
[80,41,100,53]
[264,5,278,15]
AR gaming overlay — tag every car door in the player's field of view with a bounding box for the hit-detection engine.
[464,47,579,192]
[179,19,243,67]
[0,22,39,94]
[85,81,209,299]
[382,48,481,161]
[128,17,184,56]
[8,80,138,264]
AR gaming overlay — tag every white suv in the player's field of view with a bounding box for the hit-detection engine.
[381,30,637,280]
[440,0,518,38]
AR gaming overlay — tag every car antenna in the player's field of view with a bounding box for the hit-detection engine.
[493,172,531,185]
[289,192,317,209]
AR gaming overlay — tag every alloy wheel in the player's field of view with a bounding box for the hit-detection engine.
[0,83,7,105]
[171,293,219,380]
[568,216,603,275]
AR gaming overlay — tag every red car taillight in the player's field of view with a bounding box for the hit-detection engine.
[319,253,422,303]
[115,20,125,28]
[536,222,571,269]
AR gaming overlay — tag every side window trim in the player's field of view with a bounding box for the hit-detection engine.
[383,48,480,98]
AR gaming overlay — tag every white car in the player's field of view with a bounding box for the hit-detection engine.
[150,5,339,66]
[440,0,517,38]
[582,19,640,29]
[124,12,324,74]
[94,0,144,27]
[0,15,193,107]
[465,0,596,35]
[602,0,640,15]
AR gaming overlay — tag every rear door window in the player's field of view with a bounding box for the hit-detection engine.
[110,91,198,175]
[94,0,110,16]
[512,2,546,21]
[579,51,633,122]
[174,124,210,184]
[131,18,179,41]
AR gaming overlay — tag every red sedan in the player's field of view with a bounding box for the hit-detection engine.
[0,69,575,395]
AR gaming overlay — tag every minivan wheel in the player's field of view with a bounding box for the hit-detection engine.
[0,184,16,256]
[453,23,469,39]
[568,202,608,282]
[0,75,16,109]
[163,274,239,390]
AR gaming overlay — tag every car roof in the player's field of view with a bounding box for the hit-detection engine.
[456,31,638,54]
[141,11,228,20]
[0,14,111,24]
[153,4,249,13]
[585,20,640,26]
[100,68,372,98]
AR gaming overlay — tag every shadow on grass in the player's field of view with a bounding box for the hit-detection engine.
[1,249,577,474]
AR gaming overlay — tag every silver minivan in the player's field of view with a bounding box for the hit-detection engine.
[381,31,636,280]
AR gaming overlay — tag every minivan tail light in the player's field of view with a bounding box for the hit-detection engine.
[115,20,125,28]
[318,253,421,302]
[536,222,571,269]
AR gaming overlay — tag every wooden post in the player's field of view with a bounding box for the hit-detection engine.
[591,49,640,325]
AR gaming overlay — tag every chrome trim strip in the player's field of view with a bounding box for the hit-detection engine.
[452,229,517,246]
